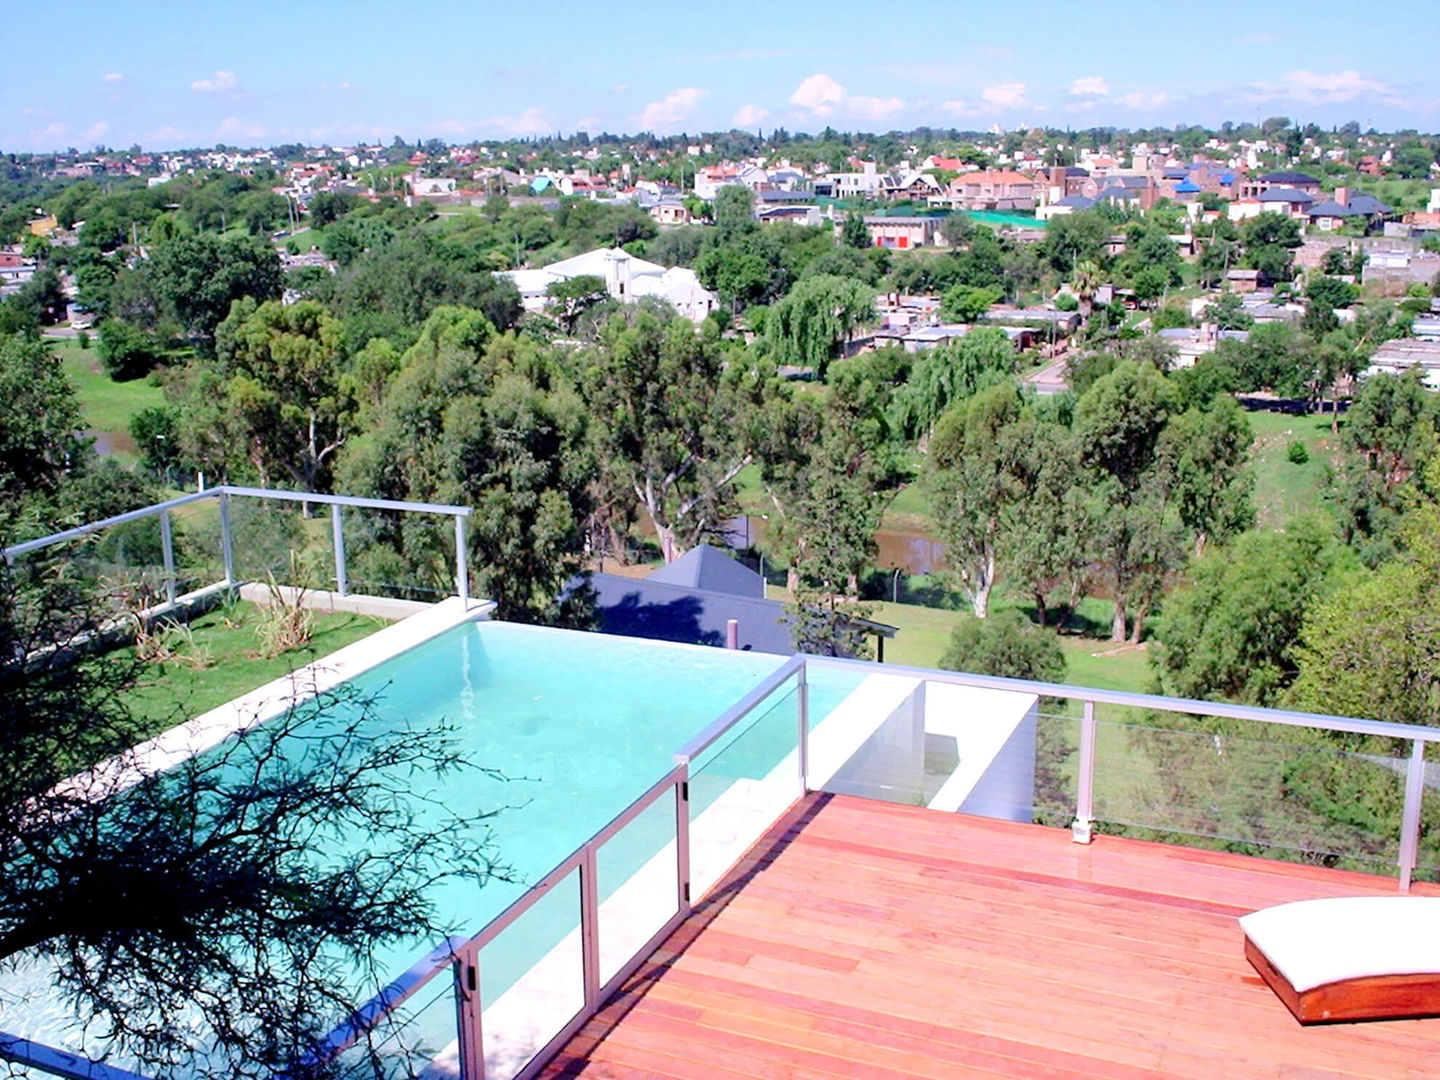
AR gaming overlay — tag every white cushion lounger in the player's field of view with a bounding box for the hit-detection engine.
[1240,897,1440,1024]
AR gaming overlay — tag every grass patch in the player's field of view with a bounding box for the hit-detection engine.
[115,603,386,729]
[1244,406,1339,529]
[793,594,1157,695]
[54,339,167,460]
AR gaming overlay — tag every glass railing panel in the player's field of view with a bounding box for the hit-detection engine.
[478,867,584,1080]
[1032,709,1080,828]
[334,970,460,1080]
[342,504,455,601]
[596,786,680,988]
[811,677,927,806]
[1412,741,1440,885]
[1091,711,1410,872]
[688,683,800,899]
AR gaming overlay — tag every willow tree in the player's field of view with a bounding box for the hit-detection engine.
[761,274,874,380]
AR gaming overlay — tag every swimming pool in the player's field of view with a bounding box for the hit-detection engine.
[0,618,864,1072]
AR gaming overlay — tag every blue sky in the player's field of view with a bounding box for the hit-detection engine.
[5,1,1436,152]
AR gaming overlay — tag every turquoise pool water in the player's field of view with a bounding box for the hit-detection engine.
[1,620,864,1068]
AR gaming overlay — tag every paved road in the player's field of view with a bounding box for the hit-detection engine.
[1025,354,1070,395]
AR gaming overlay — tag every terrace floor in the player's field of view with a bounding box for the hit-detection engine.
[540,794,1440,1080]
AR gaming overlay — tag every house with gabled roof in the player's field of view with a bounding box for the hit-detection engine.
[1242,170,1322,198]
[1307,186,1390,232]
[947,169,1036,211]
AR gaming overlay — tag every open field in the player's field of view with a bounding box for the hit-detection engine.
[1244,405,1340,529]
[53,338,167,462]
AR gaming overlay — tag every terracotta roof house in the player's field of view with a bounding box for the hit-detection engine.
[948,170,1036,211]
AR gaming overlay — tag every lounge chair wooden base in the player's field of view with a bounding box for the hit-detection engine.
[1245,935,1440,1024]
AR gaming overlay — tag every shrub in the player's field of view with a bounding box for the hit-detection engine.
[940,609,1066,682]
[1286,440,1310,465]
[97,319,163,381]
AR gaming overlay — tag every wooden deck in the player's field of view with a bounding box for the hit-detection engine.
[540,793,1440,1080]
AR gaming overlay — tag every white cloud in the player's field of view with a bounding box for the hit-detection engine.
[101,72,124,84]
[1115,91,1170,110]
[731,104,769,128]
[83,120,109,142]
[981,83,1028,109]
[789,73,845,115]
[575,115,600,130]
[611,83,630,94]
[1068,76,1108,97]
[217,116,266,140]
[147,124,186,145]
[21,106,49,117]
[1240,70,1398,106]
[486,106,551,136]
[30,121,65,145]
[849,95,904,123]
[637,87,707,131]
[789,74,906,124]
[940,99,974,116]
[190,70,240,94]
[1275,69,1398,104]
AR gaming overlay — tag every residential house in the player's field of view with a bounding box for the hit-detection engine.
[758,205,824,227]
[1365,338,1440,390]
[863,216,944,249]
[502,247,717,324]
[1036,193,1095,221]
[648,199,692,226]
[1241,170,1322,198]
[948,170,1037,211]
[1158,324,1250,368]
[408,175,456,199]
[1306,187,1389,232]
[0,252,36,296]
[828,161,890,200]
[1256,187,1316,219]
[1226,268,1261,293]
[883,171,944,201]
[586,544,897,657]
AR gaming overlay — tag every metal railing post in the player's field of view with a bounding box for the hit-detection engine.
[330,503,348,597]
[796,663,810,794]
[453,945,485,1080]
[159,509,177,604]
[580,844,601,1012]
[217,490,235,587]
[1398,739,1427,892]
[1073,700,1097,844]
[454,514,470,604]
[675,770,691,916]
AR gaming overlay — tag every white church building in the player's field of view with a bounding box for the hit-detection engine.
[503,248,718,324]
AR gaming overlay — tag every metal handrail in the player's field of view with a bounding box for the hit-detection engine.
[1,490,215,558]
[804,654,1440,746]
[3,485,476,605]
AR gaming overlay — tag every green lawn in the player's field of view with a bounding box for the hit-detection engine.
[54,339,167,460]
[812,595,1155,695]
[116,604,387,729]
[1244,407,1339,529]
